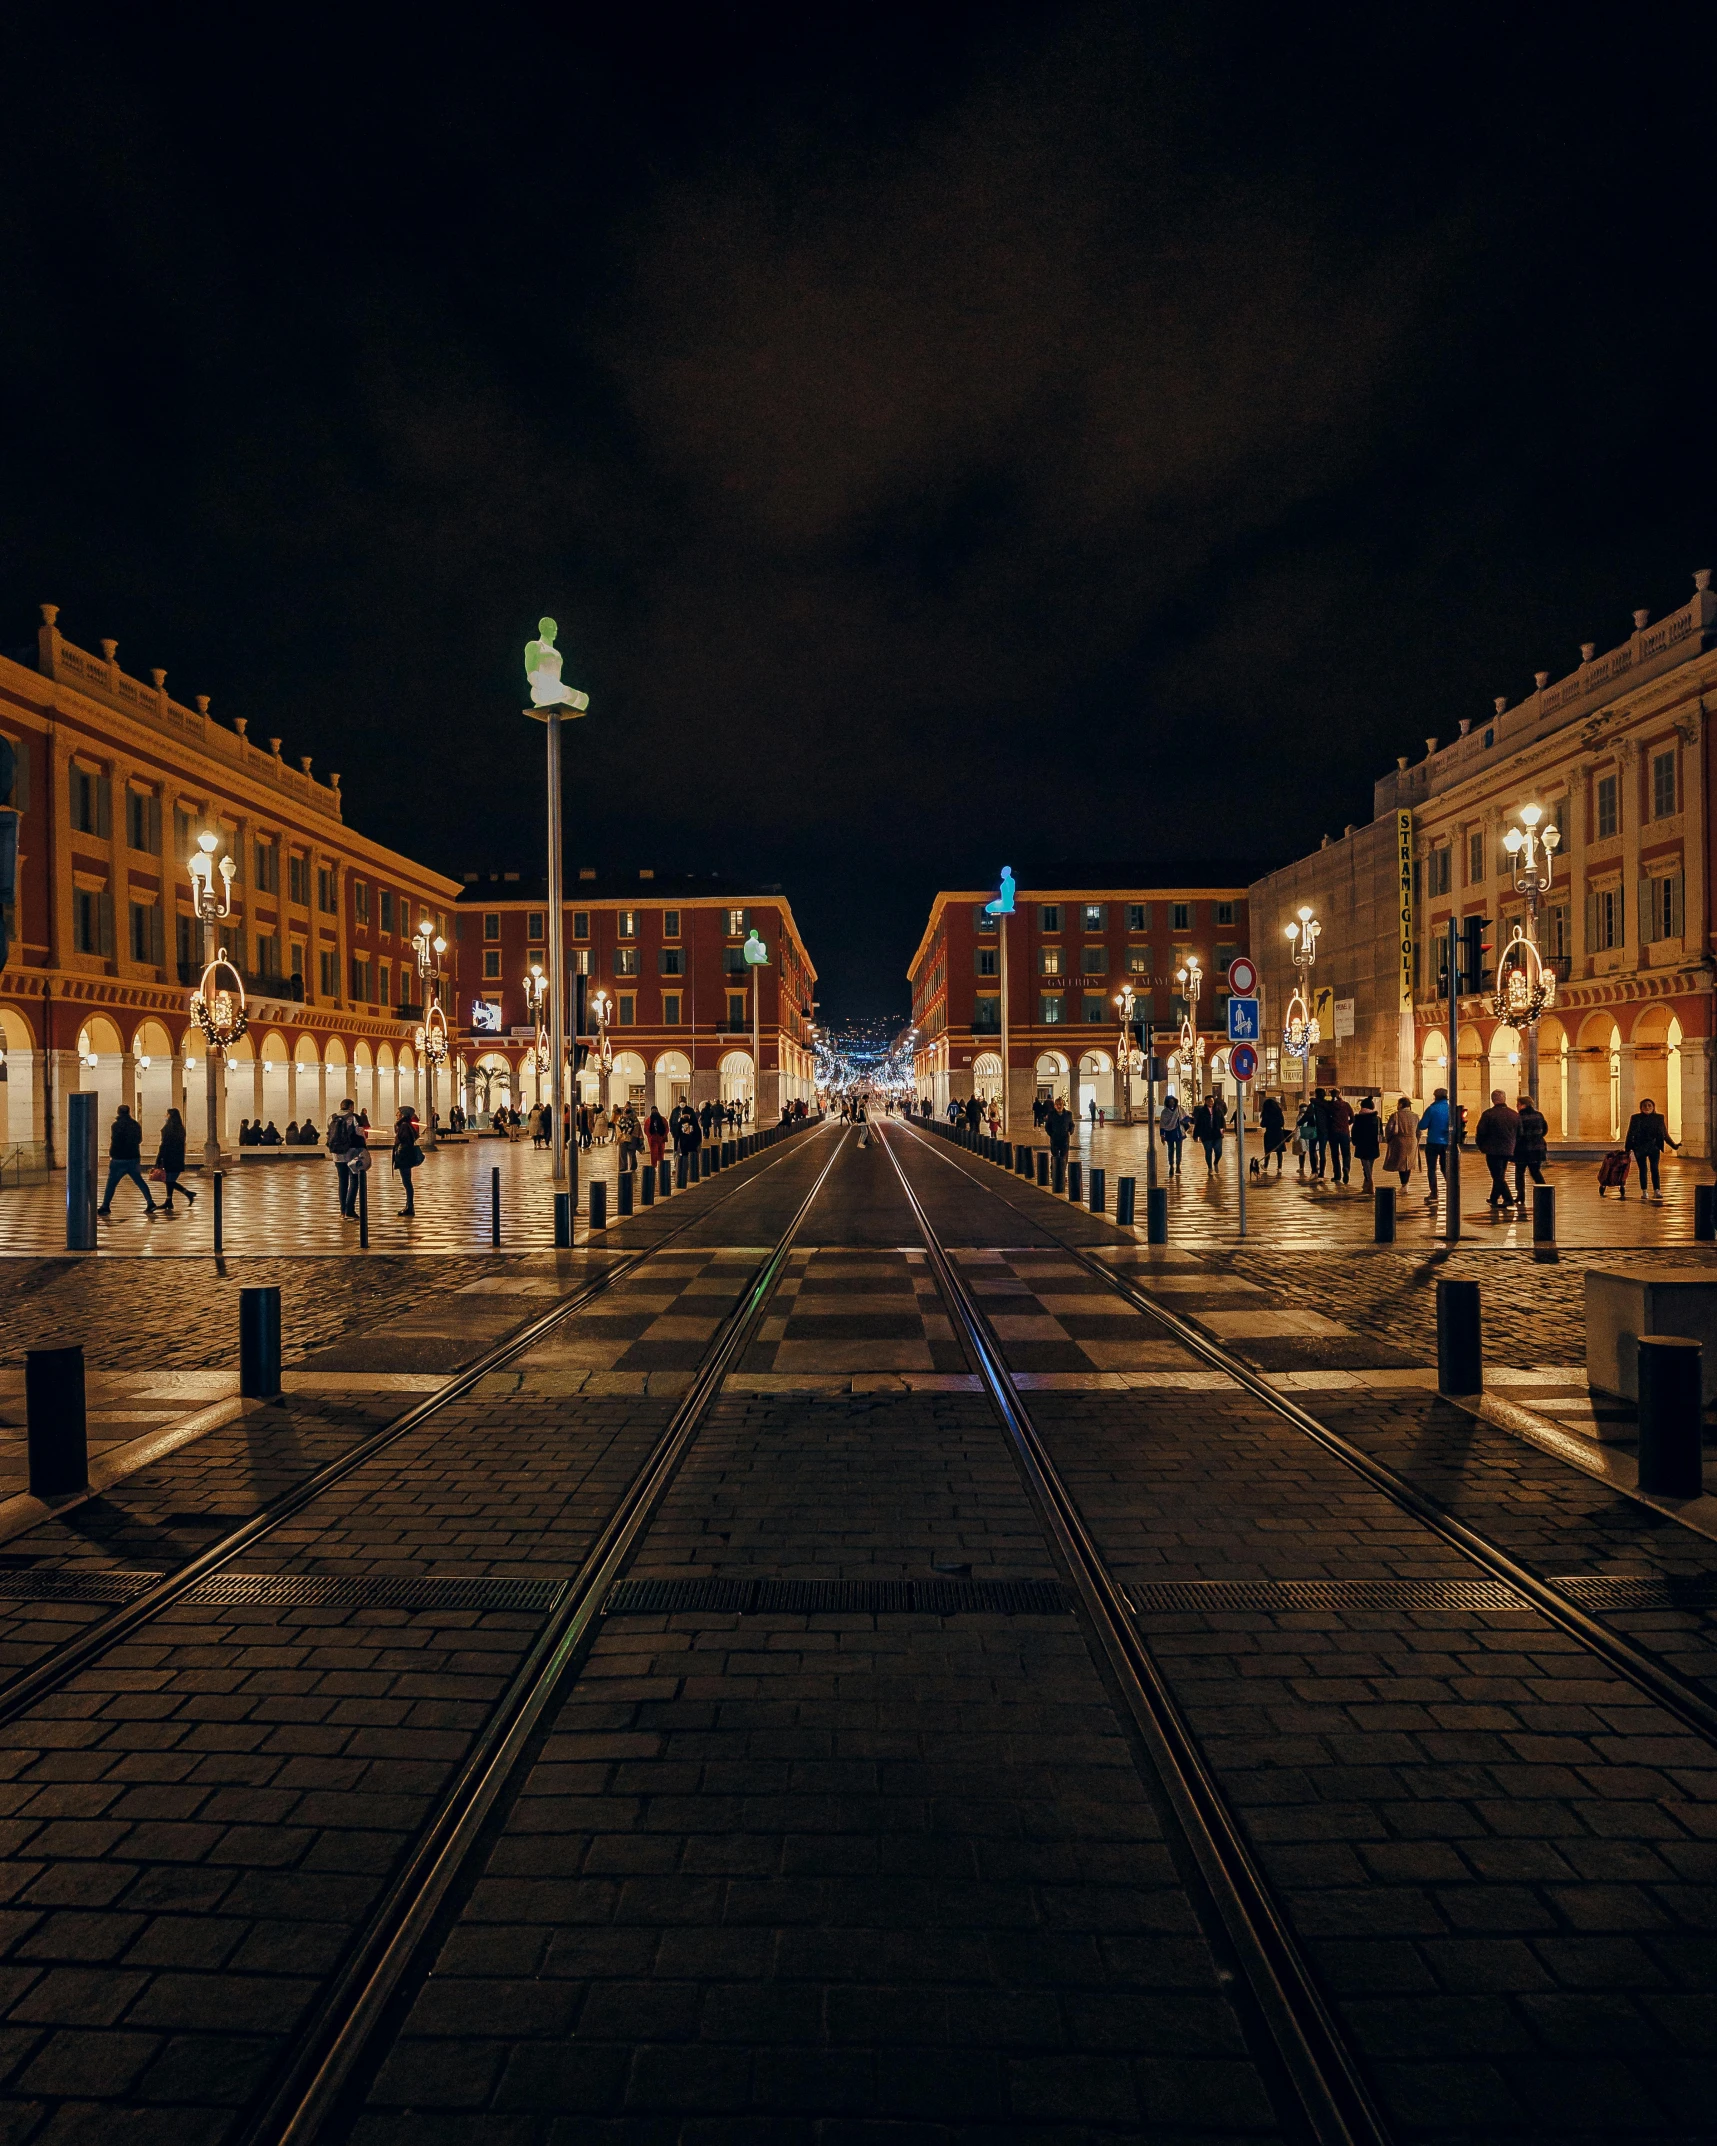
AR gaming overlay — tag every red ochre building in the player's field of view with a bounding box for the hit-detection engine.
[0,606,464,1166]
[453,870,818,1120]
[908,871,1254,1122]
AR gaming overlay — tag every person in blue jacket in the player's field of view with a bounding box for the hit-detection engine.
[1419,1087,1451,1203]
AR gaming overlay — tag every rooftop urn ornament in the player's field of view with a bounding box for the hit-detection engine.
[524,618,590,713]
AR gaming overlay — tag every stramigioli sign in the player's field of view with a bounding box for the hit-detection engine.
[1397,808,1417,1093]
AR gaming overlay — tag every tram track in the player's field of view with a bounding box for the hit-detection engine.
[0,1118,833,1729]
[873,1120,1392,2146]
[898,1116,1717,1747]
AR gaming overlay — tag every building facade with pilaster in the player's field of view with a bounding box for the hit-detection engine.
[0,606,463,1166]
[1249,567,1717,1153]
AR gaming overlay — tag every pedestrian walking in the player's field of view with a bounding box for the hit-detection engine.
[1352,1096,1381,1192]
[1158,1092,1187,1177]
[393,1106,424,1216]
[1259,1092,1286,1176]
[1513,1095,1549,1204]
[1190,1098,1217,1173]
[1384,1097,1418,1189]
[1419,1087,1451,1202]
[153,1107,195,1213]
[98,1104,159,1219]
[1294,1096,1318,1180]
[1209,1092,1228,1168]
[1474,1089,1521,1210]
[1044,1094,1074,1172]
[647,1106,669,1167]
[1327,1090,1353,1186]
[328,1096,365,1217]
[1623,1098,1678,1199]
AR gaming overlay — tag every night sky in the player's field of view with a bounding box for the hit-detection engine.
[6,5,1714,1020]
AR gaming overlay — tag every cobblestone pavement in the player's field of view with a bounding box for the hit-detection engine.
[2,1117,1716,2140]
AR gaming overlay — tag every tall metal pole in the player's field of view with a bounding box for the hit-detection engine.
[751,964,761,1129]
[546,713,567,1185]
[1446,915,1461,1244]
[1144,1016,1158,1193]
[1524,878,1540,1104]
[202,908,221,1175]
[998,911,1010,1136]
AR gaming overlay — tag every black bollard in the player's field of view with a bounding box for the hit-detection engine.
[1116,1177,1135,1225]
[640,1167,655,1206]
[1532,1183,1557,1261]
[1052,1152,1066,1194]
[1089,1166,1105,1214]
[1037,1151,1050,1187]
[239,1286,282,1399]
[677,1153,688,1189]
[554,1192,573,1247]
[1696,1184,1716,1243]
[1436,1277,1482,1395]
[213,1169,224,1255]
[358,1165,369,1249]
[701,1147,713,1178]
[617,1169,634,1217]
[1068,1160,1082,1204]
[1374,1187,1396,1243]
[65,1091,97,1251]
[491,1165,501,1247]
[726,1141,736,1167]
[1146,1185,1168,1244]
[589,1178,607,1229]
[659,1159,672,1199]
[1637,1336,1703,1497]
[25,1347,87,1499]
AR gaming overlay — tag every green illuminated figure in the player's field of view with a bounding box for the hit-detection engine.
[524,617,590,712]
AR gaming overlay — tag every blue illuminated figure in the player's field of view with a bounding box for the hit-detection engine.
[985,866,1016,917]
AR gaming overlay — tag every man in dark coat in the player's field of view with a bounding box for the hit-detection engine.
[1474,1089,1521,1209]
[98,1105,158,1219]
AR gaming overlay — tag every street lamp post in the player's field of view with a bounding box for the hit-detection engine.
[523,962,549,1111]
[984,867,1016,1136]
[1284,905,1322,1113]
[412,918,447,1147]
[186,830,236,1175]
[1115,984,1136,1127]
[589,989,613,1115]
[1174,957,1203,1103]
[1498,804,1561,1104]
[523,619,590,1189]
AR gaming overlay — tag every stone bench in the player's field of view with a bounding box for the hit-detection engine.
[1586,1268,1717,1403]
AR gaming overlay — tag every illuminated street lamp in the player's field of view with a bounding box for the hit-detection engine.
[186,829,237,1175]
[1496,803,1561,1101]
[1114,983,1139,1126]
[589,987,614,1110]
[412,916,447,1147]
[1283,904,1322,1111]
[522,961,549,1108]
[1173,956,1204,1103]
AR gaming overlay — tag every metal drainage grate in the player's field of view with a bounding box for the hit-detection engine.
[0,1569,564,1614]
[1552,1574,1717,1611]
[604,1577,1073,1618]
[1129,1578,1532,1613]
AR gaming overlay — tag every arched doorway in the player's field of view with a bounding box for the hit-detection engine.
[1575,1013,1621,1142]
[654,1051,692,1113]
[1419,1030,1447,1105]
[1034,1051,1070,1105]
[76,1015,126,1148]
[972,1053,1004,1104]
[1534,1015,1568,1140]
[1078,1050,1114,1121]
[0,1006,35,1156]
[1630,1006,1683,1146]
[610,1051,648,1111]
[353,1041,374,1124]
[258,1031,291,1134]
[132,1018,175,1137]
[294,1035,323,1130]
[718,1050,754,1112]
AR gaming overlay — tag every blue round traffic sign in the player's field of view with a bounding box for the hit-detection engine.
[1231,1043,1258,1081]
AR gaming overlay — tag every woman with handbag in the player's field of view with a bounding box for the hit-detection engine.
[393,1107,425,1217]
[153,1108,194,1213]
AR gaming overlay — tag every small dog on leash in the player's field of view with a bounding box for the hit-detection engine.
[1248,1156,1262,1179]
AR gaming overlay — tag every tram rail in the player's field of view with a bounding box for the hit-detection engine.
[895,1115,1717,1748]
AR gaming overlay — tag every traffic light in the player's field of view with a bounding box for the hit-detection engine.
[574,970,587,1034]
[572,1042,590,1073]
[1460,916,1491,994]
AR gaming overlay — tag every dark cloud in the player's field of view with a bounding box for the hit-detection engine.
[2,3,1712,1014]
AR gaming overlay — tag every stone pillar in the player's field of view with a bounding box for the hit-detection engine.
[47,1050,81,1167]
[287,1059,299,1125]
[170,1053,187,1116]
[317,1060,329,1125]
[1616,1041,1643,1131]
[1685,1033,1715,1161]
[119,1052,137,1115]
[1563,1045,1590,1145]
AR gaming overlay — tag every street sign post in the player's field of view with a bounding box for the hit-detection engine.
[1226,955,1258,998]
[1231,1043,1257,1081]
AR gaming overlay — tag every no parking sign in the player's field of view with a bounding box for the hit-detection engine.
[1231,1043,1257,1081]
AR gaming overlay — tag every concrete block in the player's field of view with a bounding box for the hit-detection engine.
[1585,1268,1717,1401]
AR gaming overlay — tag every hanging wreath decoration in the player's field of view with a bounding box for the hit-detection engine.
[1490,927,1555,1028]
[1282,988,1319,1061]
[189,947,248,1049]
[416,1000,450,1067]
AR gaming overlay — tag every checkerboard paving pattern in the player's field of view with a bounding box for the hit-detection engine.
[468,1249,772,1397]
[737,1247,969,1377]
[955,1248,1191,1374]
